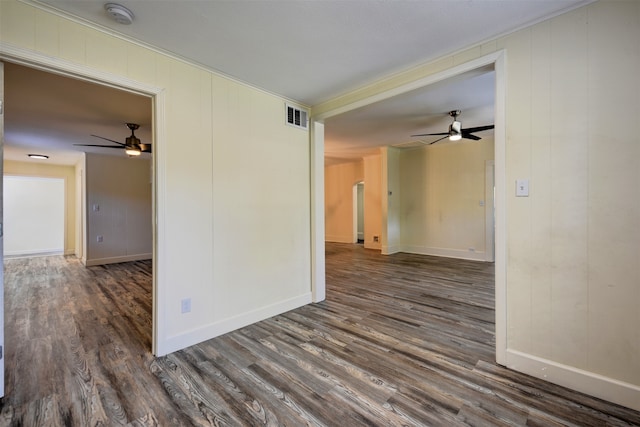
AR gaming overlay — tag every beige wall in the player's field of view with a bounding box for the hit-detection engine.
[84,154,152,266]
[314,0,640,411]
[1,0,312,355]
[324,155,384,249]
[399,138,494,260]
[363,154,382,250]
[324,160,363,242]
[4,160,76,255]
[502,0,639,390]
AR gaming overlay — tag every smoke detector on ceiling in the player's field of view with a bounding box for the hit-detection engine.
[104,3,134,25]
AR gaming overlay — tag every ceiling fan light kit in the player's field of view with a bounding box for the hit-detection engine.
[125,147,141,156]
[449,118,462,141]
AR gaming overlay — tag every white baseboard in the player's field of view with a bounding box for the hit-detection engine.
[401,245,487,262]
[4,248,64,258]
[381,245,400,255]
[85,253,152,266]
[506,349,640,412]
[158,292,313,356]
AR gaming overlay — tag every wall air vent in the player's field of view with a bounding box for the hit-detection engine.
[286,103,309,130]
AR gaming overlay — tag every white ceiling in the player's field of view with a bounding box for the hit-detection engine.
[4,0,591,166]
[34,0,591,106]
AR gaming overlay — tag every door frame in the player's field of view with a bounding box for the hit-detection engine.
[352,181,364,243]
[310,50,507,364]
[0,45,165,356]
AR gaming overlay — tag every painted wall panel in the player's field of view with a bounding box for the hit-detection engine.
[529,20,554,360]
[211,81,311,322]
[585,0,640,384]
[85,154,152,265]
[4,160,76,255]
[3,176,64,256]
[548,7,590,370]
[381,147,401,255]
[324,161,364,243]
[363,154,382,250]
[399,139,494,260]
[58,19,86,64]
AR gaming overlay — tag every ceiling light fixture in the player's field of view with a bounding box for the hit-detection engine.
[125,146,141,156]
[28,154,49,160]
[104,3,134,25]
[449,120,462,141]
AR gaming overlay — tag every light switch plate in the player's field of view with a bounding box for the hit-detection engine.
[516,179,529,197]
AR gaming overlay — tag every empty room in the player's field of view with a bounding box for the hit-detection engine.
[1,0,639,425]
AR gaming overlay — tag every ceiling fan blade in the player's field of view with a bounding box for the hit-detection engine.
[90,134,126,146]
[411,132,449,137]
[461,133,482,141]
[462,124,494,134]
[73,144,124,149]
[429,135,450,145]
[139,144,152,153]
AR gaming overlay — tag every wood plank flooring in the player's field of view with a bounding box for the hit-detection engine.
[1,244,639,426]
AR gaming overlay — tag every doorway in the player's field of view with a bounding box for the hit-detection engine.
[0,50,162,362]
[353,181,364,244]
[312,50,506,364]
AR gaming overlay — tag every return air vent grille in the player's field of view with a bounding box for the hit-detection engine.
[286,104,308,130]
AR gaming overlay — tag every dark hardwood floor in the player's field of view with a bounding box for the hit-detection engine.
[1,244,639,426]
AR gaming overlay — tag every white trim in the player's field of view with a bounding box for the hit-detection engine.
[314,52,506,122]
[484,160,496,263]
[352,184,358,243]
[493,51,507,366]
[159,293,313,356]
[4,250,64,258]
[401,245,488,262]
[0,44,158,97]
[310,121,326,303]
[381,245,400,255]
[84,253,152,267]
[506,349,640,412]
[0,43,165,356]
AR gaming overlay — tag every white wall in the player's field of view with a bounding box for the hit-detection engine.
[3,175,64,256]
[1,0,312,356]
[381,147,401,255]
[399,138,494,260]
[3,160,76,255]
[314,0,640,412]
[84,154,152,266]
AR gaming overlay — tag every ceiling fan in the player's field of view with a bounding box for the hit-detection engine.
[74,123,151,156]
[411,110,494,145]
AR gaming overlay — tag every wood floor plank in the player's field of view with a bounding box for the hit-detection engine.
[2,246,640,426]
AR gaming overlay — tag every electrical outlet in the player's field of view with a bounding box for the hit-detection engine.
[96,235,103,243]
[181,298,191,313]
